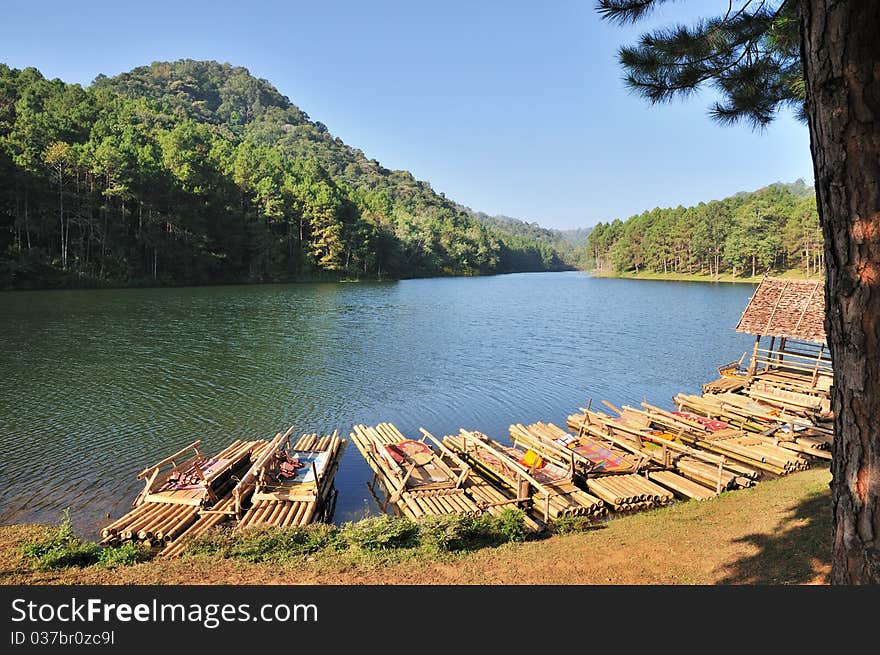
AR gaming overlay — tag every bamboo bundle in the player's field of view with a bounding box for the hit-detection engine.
[350,423,482,521]
[673,458,744,490]
[703,376,747,394]
[118,502,200,543]
[585,474,673,512]
[100,501,158,541]
[711,434,810,472]
[747,381,828,413]
[647,471,715,501]
[160,495,239,559]
[751,366,833,396]
[778,438,832,460]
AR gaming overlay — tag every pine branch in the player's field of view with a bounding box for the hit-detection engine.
[595,0,669,25]
[605,0,804,127]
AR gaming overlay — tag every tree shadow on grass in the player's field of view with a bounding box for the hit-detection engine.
[716,489,831,584]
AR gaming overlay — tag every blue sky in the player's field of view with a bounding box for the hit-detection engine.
[1,0,814,229]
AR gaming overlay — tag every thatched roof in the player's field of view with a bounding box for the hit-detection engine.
[736,277,826,343]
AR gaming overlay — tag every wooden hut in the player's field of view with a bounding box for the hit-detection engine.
[726,277,832,394]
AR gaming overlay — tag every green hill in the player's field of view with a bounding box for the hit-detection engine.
[0,59,573,288]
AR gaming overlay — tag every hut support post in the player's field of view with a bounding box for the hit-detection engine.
[811,349,823,387]
[747,336,761,376]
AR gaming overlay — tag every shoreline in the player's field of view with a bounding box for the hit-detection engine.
[0,468,830,585]
[589,270,824,284]
[0,266,581,294]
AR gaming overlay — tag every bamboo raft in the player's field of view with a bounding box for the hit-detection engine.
[442,430,606,523]
[614,401,812,475]
[749,365,833,396]
[747,379,831,416]
[702,376,747,394]
[235,428,346,531]
[160,495,239,559]
[566,408,752,494]
[350,423,483,521]
[510,421,643,477]
[507,421,679,511]
[454,460,544,532]
[101,438,264,549]
[674,392,832,459]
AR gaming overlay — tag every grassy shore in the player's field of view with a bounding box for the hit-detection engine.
[591,269,823,284]
[1,467,831,585]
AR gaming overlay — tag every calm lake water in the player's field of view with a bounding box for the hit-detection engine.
[0,272,756,535]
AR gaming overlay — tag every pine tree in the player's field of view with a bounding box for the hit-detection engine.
[598,0,880,583]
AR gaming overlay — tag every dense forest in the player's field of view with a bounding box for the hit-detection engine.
[586,180,823,278]
[0,60,576,289]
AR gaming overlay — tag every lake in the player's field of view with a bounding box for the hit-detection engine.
[0,272,756,535]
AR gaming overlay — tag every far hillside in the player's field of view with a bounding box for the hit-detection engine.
[463,210,592,271]
[584,180,822,279]
[0,60,575,289]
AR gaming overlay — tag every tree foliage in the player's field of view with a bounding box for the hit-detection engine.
[597,0,804,127]
[0,60,573,288]
[586,180,822,277]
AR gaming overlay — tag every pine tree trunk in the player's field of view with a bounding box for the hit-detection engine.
[24,189,31,250]
[801,0,880,584]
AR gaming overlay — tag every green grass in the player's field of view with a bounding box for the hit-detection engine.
[21,509,152,571]
[184,509,533,565]
[21,509,102,570]
[16,505,565,573]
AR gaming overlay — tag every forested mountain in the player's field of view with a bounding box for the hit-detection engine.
[585,182,822,278]
[0,60,573,289]
[463,210,587,271]
[556,227,593,247]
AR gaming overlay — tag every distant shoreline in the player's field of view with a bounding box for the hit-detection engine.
[589,270,824,285]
